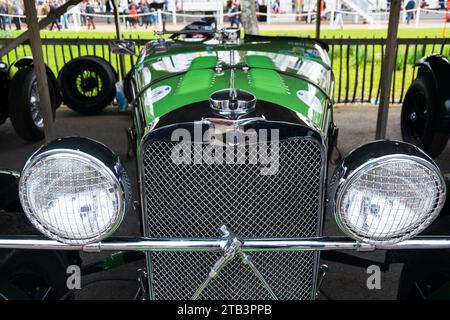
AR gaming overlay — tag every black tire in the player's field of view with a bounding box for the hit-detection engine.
[123,69,134,103]
[0,249,80,300]
[46,66,62,109]
[58,56,117,114]
[7,67,57,142]
[401,74,450,157]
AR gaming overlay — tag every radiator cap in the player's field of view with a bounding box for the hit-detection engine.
[209,88,256,119]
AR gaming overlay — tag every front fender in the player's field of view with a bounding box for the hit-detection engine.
[416,54,450,132]
[0,170,22,213]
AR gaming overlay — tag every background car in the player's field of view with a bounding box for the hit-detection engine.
[0,58,60,142]
[401,54,450,157]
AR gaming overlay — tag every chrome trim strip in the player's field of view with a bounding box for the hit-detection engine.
[3,236,450,251]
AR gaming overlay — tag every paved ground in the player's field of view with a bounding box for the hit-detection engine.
[1,103,450,300]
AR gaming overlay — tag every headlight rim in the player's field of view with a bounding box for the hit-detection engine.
[19,146,128,245]
[331,142,446,245]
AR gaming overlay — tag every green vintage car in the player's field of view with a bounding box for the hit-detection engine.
[0,27,449,300]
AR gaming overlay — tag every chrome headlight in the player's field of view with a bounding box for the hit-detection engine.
[19,137,131,244]
[330,141,446,245]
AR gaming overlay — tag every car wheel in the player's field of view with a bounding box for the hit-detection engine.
[7,67,57,142]
[58,56,117,114]
[401,74,450,157]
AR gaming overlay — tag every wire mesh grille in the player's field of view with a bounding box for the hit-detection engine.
[142,137,324,300]
[339,159,446,243]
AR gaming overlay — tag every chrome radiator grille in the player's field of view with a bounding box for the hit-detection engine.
[141,131,325,300]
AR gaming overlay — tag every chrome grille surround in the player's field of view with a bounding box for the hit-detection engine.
[140,120,326,300]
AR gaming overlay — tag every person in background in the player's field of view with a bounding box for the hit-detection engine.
[332,0,344,29]
[97,0,103,12]
[40,0,50,22]
[420,0,429,7]
[85,0,96,30]
[49,0,60,30]
[139,1,150,28]
[228,0,240,28]
[119,0,128,26]
[58,0,69,28]
[11,1,20,30]
[129,0,138,9]
[149,7,157,26]
[105,0,112,24]
[128,2,138,29]
[405,0,415,24]
[79,0,86,26]
[271,0,280,13]
[0,2,6,31]
[3,0,12,30]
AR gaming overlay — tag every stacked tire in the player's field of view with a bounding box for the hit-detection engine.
[58,56,117,114]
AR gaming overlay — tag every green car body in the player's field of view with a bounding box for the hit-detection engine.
[129,35,335,154]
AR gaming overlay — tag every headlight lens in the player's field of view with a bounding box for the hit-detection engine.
[19,139,130,244]
[331,142,446,245]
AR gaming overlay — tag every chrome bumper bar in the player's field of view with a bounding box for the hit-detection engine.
[1,236,450,252]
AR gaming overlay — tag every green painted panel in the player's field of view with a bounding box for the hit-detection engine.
[245,55,276,69]
[176,69,215,95]
[248,69,287,95]
[189,56,218,70]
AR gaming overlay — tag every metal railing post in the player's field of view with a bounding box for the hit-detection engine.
[415,7,421,28]
[172,3,177,25]
[307,0,312,23]
[330,7,335,26]
[315,0,322,39]
[157,9,163,29]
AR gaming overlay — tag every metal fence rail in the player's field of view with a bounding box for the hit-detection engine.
[0,36,448,104]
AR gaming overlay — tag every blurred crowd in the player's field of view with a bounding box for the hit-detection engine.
[0,0,23,30]
[0,0,167,31]
[115,0,167,29]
